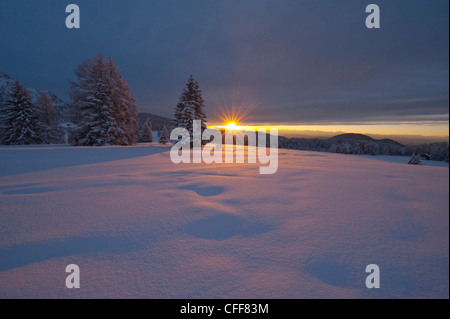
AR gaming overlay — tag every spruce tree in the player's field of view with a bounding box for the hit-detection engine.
[1,81,41,145]
[0,86,10,144]
[108,58,139,145]
[408,153,422,165]
[70,54,138,146]
[159,126,169,144]
[141,118,153,143]
[173,75,207,137]
[173,101,185,128]
[71,55,114,146]
[36,92,59,143]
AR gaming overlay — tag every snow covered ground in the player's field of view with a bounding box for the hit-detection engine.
[0,144,448,298]
[356,154,449,167]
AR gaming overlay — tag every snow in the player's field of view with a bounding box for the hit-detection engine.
[0,145,448,298]
[356,154,449,167]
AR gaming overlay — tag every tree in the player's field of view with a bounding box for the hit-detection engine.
[107,58,139,145]
[70,55,115,146]
[408,153,422,165]
[1,81,41,145]
[159,126,169,144]
[141,119,153,143]
[173,75,207,139]
[0,86,10,144]
[330,144,337,153]
[70,54,138,146]
[36,92,59,143]
[173,100,185,129]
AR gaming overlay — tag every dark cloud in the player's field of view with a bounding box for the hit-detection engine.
[0,0,448,124]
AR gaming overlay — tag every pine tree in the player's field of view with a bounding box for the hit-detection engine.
[159,126,169,144]
[173,101,185,128]
[173,75,207,138]
[330,144,337,153]
[0,86,10,144]
[71,55,114,146]
[1,81,41,145]
[141,119,153,143]
[108,58,139,145]
[408,153,422,165]
[70,54,138,146]
[36,92,59,143]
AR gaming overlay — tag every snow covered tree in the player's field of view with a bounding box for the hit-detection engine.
[173,99,186,128]
[330,144,337,153]
[1,81,41,145]
[159,126,169,144]
[70,55,114,146]
[70,54,138,146]
[141,118,153,143]
[368,143,380,155]
[408,153,422,165]
[36,92,59,143]
[0,87,10,144]
[107,58,139,145]
[342,142,351,154]
[173,75,207,139]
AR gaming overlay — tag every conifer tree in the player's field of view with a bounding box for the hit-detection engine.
[159,126,169,144]
[141,118,153,143]
[70,54,138,146]
[36,92,59,143]
[173,75,207,137]
[408,153,422,165]
[108,58,139,145]
[1,81,41,145]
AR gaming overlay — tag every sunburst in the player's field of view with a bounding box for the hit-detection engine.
[213,103,255,129]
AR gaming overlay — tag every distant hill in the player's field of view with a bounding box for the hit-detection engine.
[332,133,375,141]
[378,138,405,147]
[331,133,404,147]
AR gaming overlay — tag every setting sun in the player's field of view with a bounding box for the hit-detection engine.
[227,122,237,129]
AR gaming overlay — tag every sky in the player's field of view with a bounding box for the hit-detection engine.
[0,0,448,138]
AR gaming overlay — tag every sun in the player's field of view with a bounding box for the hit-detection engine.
[210,102,256,131]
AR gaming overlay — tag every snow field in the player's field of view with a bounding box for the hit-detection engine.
[0,145,448,298]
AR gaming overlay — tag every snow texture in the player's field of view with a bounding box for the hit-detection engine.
[0,145,448,298]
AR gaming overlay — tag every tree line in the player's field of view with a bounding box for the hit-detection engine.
[0,54,207,146]
[279,136,449,162]
[1,53,446,162]
[0,81,60,145]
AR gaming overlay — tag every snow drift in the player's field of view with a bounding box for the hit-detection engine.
[0,144,448,298]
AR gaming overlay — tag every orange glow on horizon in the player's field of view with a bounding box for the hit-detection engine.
[208,102,448,138]
[208,123,449,138]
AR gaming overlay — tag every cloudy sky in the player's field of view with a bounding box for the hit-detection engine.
[0,0,448,137]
